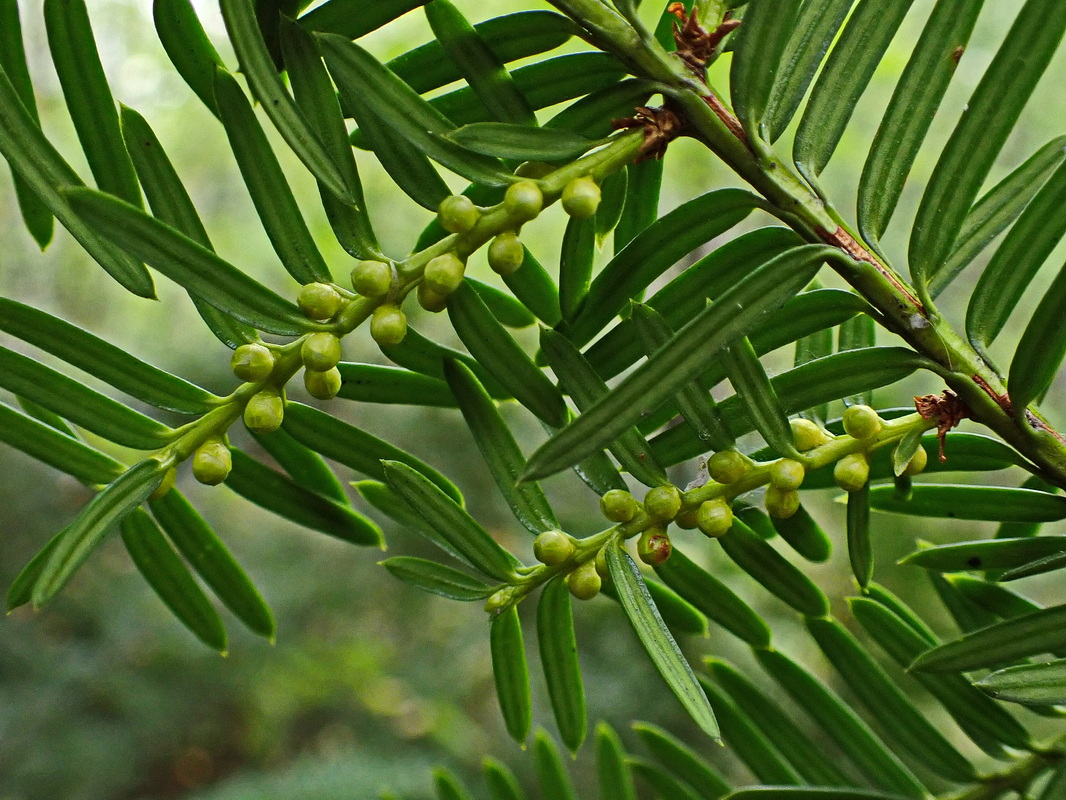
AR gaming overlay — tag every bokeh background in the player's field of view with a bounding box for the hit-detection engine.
[2,1,1066,797]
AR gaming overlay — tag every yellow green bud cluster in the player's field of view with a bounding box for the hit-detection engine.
[770,459,806,491]
[304,367,342,400]
[595,548,611,581]
[843,404,882,440]
[300,332,343,401]
[302,332,341,372]
[638,527,672,565]
[245,386,284,434]
[437,194,480,233]
[708,450,751,484]
[791,418,832,451]
[561,177,601,219]
[533,530,574,566]
[765,485,800,519]
[696,499,732,538]
[488,232,525,276]
[834,452,870,492]
[371,304,407,346]
[674,507,700,529]
[417,282,449,313]
[297,282,345,321]
[351,260,393,298]
[644,485,682,522]
[423,252,466,296]
[600,489,638,523]
[903,446,928,476]
[231,343,275,383]
[567,560,601,600]
[192,437,231,485]
[504,180,543,222]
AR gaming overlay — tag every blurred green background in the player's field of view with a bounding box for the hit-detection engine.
[2,1,1066,798]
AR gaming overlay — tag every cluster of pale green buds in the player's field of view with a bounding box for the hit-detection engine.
[522,406,930,603]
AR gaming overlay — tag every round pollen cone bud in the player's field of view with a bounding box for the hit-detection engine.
[423,252,465,295]
[484,585,519,613]
[487,232,525,276]
[192,438,232,485]
[843,404,882,440]
[416,281,449,313]
[638,528,672,565]
[600,489,638,523]
[708,450,750,484]
[437,194,479,233]
[504,180,543,222]
[696,499,733,538]
[149,467,176,500]
[834,452,870,492]
[674,508,699,530]
[904,445,928,476]
[301,332,342,372]
[533,530,574,566]
[304,366,342,400]
[297,282,344,320]
[244,386,284,434]
[567,560,602,601]
[770,459,806,491]
[765,485,800,519]
[791,418,832,451]
[514,161,554,180]
[231,343,275,382]
[561,176,601,219]
[594,547,610,581]
[644,485,682,522]
[350,259,392,298]
[371,304,407,346]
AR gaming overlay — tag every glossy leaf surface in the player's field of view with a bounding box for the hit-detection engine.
[525,245,833,480]
[449,282,568,428]
[605,544,719,741]
[537,579,586,753]
[911,0,1066,287]
[858,0,983,241]
[425,0,535,127]
[226,449,382,547]
[382,461,516,581]
[219,0,355,202]
[540,329,668,488]
[654,549,771,647]
[0,298,218,415]
[63,187,312,335]
[0,0,54,246]
[563,189,761,347]
[490,606,532,743]
[380,556,493,602]
[0,346,175,451]
[911,604,1066,672]
[755,648,925,798]
[444,360,557,534]
[150,490,275,639]
[794,0,916,183]
[34,459,167,607]
[283,401,461,502]
[320,34,511,186]
[975,659,1066,706]
[0,66,153,297]
[121,509,227,652]
[871,485,1066,523]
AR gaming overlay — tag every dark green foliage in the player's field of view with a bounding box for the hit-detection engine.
[4,3,1066,798]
